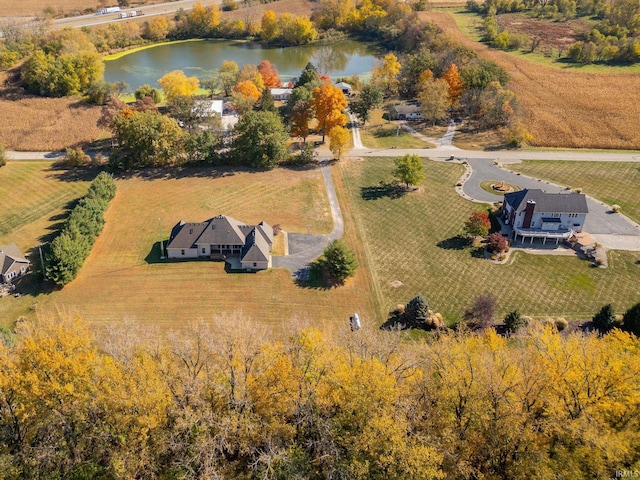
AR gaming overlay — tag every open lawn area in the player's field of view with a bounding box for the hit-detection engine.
[508,160,640,224]
[342,157,640,324]
[0,163,378,332]
[358,109,431,150]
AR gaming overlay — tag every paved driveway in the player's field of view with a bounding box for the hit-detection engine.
[272,162,344,277]
[460,158,640,249]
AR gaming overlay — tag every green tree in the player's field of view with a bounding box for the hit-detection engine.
[112,110,185,169]
[393,154,424,189]
[592,304,617,334]
[404,294,429,327]
[504,310,524,333]
[295,62,321,90]
[134,84,161,103]
[231,110,289,169]
[622,303,640,336]
[350,83,383,125]
[464,211,491,237]
[218,60,239,96]
[86,80,115,105]
[320,239,358,284]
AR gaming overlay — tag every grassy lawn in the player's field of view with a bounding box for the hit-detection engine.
[358,109,431,150]
[1,163,379,331]
[342,157,640,324]
[508,161,640,224]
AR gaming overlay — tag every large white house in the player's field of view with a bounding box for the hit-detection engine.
[166,215,273,271]
[502,189,588,244]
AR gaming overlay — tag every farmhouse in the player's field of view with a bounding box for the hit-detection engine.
[0,244,30,283]
[502,189,588,244]
[335,82,352,95]
[166,215,273,271]
[390,103,422,120]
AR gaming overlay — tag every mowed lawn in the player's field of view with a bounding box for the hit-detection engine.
[26,165,378,331]
[508,160,640,224]
[342,157,640,323]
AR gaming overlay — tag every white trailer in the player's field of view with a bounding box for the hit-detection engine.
[97,6,121,15]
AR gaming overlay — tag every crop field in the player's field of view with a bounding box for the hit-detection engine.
[0,0,168,17]
[0,163,379,331]
[509,160,640,223]
[343,157,640,323]
[422,11,640,150]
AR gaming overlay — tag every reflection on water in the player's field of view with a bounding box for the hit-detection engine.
[104,39,380,90]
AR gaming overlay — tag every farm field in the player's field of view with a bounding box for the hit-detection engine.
[0,0,168,17]
[0,163,379,332]
[421,10,640,150]
[342,156,640,324]
[508,160,640,224]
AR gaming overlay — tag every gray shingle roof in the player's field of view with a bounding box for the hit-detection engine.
[504,189,588,214]
[0,243,30,279]
[167,222,207,249]
[240,227,270,262]
[195,215,245,246]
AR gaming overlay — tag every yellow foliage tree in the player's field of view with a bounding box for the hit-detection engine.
[311,82,348,141]
[372,52,401,96]
[158,70,199,101]
[328,126,350,159]
[442,63,464,104]
[260,10,279,43]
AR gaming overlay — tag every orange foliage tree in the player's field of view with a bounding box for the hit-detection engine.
[257,60,281,88]
[442,63,464,105]
[311,83,348,141]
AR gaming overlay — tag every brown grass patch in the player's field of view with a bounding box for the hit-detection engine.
[0,71,104,151]
[422,11,640,150]
[0,0,166,18]
[1,164,379,331]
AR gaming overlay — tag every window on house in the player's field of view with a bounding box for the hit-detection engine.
[181,249,185,255]
[253,263,257,267]
[202,248,206,253]
[552,213,561,218]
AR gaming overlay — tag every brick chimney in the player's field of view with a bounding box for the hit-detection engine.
[523,200,536,228]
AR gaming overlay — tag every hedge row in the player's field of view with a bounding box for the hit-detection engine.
[45,172,116,286]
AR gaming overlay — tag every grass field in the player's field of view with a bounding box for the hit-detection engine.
[343,156,640,324]
[0,163,379,331]
[421,10,640,150]
[358,109,431,149]
[508,160,640,224]
[0,0,167,17]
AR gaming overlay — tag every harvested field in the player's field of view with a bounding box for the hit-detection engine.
[0,163,379,332]
[343,156,640,323]
[0,72,104,151]
[0,0,162,18]
[422,11,640,150]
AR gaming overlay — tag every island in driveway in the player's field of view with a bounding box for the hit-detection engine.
[166,215,273,271]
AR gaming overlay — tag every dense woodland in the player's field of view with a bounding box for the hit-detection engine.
[0,315,639,479]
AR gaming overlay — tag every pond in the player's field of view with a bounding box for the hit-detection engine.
[104,39,381,90]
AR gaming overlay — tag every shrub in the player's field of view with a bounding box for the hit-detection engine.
[555,317,568,331]
[0,144,6,167]
[65,147,91,167]
[464,291,497,329]
[464,212,491,237]
[611,204,621,213]
[485,232,508,254]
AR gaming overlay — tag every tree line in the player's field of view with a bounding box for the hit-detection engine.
[45,172,116,285]
[0,313,639,479]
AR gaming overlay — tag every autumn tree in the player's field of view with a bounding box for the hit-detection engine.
[418,75,451,125]
[393,154,424,189]
[479,81,516,129]
[442,63,464,104]
[260,10,279,43]
[280,14,317,45]
[485,232,508,253]
[287,87,314,142]
[237,63,265,91]
[464,211,491,237]
[158,70,199,101]
[328,126,350,159]
[372,52,401,96]
[231,110,289,169]
[0,144,6,167]
[232,80,261,113]
[134,84,161,104]
[218,60,239,96]
[143,16,170,41]
[257,60,281,87]
[311,82,348,141]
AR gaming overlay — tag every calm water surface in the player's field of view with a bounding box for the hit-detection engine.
[104,39,380,89]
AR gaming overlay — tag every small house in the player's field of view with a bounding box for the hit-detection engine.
[270,88,293,101]
[390,103,423,120]
[0,244,30,283]
[335,82,352,96]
